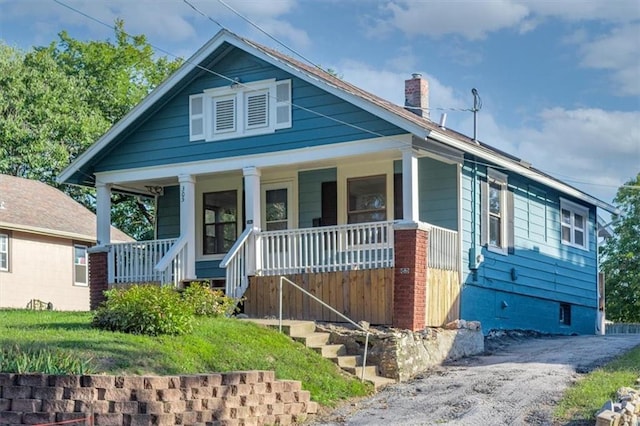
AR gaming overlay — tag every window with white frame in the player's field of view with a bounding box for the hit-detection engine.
[189,79,291,142]
[560,198,589,250]
[74,245,88,286]
[347,175,387,224]
[0,233,9,272]
[486,169,508,253]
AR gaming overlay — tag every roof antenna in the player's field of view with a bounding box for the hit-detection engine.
[471,88,482,144]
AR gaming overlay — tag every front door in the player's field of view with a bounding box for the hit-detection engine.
[261,182,292,231]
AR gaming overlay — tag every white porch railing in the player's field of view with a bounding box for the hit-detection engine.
[220,227,254,299]
[107,237,186,286]
[153,235,188,287]
[259,221,395,275]
[428,225,459,271]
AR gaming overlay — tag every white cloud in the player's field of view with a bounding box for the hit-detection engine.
[520,0,640,23]
[509,108,640,203]
[577,24,640,96]
[375,0,530,40]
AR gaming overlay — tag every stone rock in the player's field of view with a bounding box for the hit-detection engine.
[467,321,482,331]
[595,410,621,426]
[358,320,370,331]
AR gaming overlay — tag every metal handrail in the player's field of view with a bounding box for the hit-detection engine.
[278,276,371,382]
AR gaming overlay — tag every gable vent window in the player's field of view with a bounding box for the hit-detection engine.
[214,96,236,134]
[245,90,268,129]
[189,78,291,142]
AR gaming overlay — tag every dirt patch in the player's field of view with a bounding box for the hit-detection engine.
[310,333,640,426]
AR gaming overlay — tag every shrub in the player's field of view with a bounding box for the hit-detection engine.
[182,282,238,317]
[93,284,193,336]
[0,345,94,374]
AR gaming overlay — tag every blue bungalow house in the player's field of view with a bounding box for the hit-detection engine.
[59,29,616,335]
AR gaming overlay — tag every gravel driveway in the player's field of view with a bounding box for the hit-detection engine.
[313,334,640,426]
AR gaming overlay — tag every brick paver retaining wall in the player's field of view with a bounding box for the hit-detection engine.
[0,371,317,425]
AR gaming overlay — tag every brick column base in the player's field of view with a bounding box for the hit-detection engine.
[89,248,109,310]
[393,225,428,331]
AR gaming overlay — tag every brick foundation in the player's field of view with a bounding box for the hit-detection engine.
[88,249,109,310]
[393,226,428,331]
[0,371,316,425]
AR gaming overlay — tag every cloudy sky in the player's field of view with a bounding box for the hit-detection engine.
[1,0,638,205]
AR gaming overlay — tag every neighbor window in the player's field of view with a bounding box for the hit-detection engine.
[560,198,589,250]
[74,245,88,286]
[0,233,9,272]
[203,190,238,255]
[485,169,508,253]
[189,79,291,142]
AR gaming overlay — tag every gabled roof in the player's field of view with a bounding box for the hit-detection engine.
[0,174,132,243]
[58,29,617,214]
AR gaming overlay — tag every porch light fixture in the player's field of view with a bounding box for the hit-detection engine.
[230,77,241,88]
[145,185,164,196]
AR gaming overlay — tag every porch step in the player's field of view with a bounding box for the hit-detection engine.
[243,318,396,390]
[293,332,330,348]
[331,355,362,368]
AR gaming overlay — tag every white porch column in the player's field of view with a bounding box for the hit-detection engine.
[402,147,420,223]
[179,174,197,279]
[95,181,112,247]
[243,167,261,274]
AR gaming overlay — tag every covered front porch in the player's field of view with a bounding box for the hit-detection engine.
[89,143,463,330]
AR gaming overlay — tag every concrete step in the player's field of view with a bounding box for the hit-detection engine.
[364,374,396,390]
[313,344,346,358]
[331,355,363,368]
[293,332,331,348]
[343,365,379,378]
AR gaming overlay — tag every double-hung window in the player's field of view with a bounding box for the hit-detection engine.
[485,169,509,254]
[0,233,9,271]
[74,245,88,286]
[203,190,238,255]
[189,78,291,142]
[560,198,589,250]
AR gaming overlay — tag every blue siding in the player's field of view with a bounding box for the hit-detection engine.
[298,168,337,228]
[196,260,225,279]
[93,48,406,173]
[459,161,598,335]
[156,185,180,239]
[418,158,458,230]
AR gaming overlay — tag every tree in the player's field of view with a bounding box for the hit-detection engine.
[0,22,182,239]
[601,172,640,322]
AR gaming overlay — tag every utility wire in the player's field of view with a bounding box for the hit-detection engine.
[51,0,631,195]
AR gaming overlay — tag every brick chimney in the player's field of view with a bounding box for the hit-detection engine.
[405,73,429,118]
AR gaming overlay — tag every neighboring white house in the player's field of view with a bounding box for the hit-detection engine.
[0,174,131,310]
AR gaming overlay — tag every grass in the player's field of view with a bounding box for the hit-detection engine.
[554,345,640,423]
[0,309,370,406]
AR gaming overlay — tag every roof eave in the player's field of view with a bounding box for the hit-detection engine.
[428,130,619,214]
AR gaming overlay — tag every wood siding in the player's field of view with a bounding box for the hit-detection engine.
[425,269,461,327]
[459,161,598,334]
[94,48,405,173]
[298,168,337,228]
[419,158,458,231]
[244,269,394,325]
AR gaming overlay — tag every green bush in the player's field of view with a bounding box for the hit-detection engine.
[93,284,194,336]
[182,282,238,317]
[0,345,94,374]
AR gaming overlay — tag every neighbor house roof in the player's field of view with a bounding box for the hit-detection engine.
[58,29,617,214]
[0,174,132,243]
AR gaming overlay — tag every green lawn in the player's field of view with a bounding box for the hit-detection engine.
[555,345,640,423]
[0,309,370,406]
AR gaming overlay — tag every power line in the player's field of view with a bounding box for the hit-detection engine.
[50,0,629,196]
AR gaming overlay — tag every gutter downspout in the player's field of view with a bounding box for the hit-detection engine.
[469,157,479,280]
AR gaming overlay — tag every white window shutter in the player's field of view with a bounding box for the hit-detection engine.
[189,94,205,141]
[245,90,269,129]
[214,95,236,134]
[275,80,292,129]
